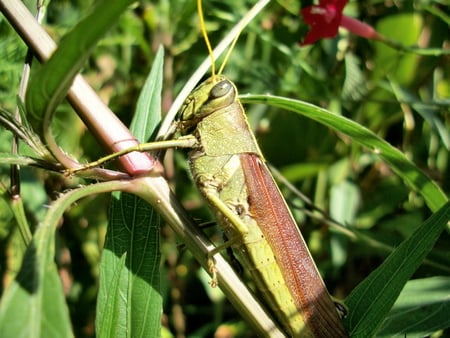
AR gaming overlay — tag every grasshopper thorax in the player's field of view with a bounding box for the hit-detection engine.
[178,75,237,134]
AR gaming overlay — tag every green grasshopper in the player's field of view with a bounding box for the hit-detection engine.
[69,1,347,336]
[177,75,347,337]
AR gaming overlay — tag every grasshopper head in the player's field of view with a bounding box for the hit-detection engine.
[178,75,237,133]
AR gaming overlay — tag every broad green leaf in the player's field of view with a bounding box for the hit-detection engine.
[240,94,448,212]
[0,192,14,238]
[0,194,25,285]
[0,243,72,338]
[96,252,128,337]
[377,276,450,337]
[0,180,132,338]
[97,193,162,338]
[97,51,164,337]
[344,202,450,337]
[374,13,422,85]
[280,161,329,181]
[25,0,136,136]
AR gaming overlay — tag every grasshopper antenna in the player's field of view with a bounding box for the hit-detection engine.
[156,0,269,140]
[217,20,243,76]
[197,0,216,81]
[197,0,246,79]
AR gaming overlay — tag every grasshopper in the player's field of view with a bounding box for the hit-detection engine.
[177,75,347,337]
[69,1,348,336]
[175,2,347,336]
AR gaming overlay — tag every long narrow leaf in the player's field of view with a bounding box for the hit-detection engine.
[130,46,164,142]
[240,94,447,212]
[344,202,450,337]
[377,276,450,337]
[25,0,136,135]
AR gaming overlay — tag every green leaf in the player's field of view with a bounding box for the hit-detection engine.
[377,276,450,337]
[97,193,162,338]
[0,107,52,160]
[330,179,360,225]
[97,52,164,337]
[240,94,448,212]
[96,252,128,337]
[0,205,72,337]
[25,0,136,136]
[374,13,422,85]
[130,46,164,142]
[0,242,73,338]
[344,202,450,337]
[342,53,366,101]
[0,180,133,338]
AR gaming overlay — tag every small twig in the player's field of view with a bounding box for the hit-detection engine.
[8,0,48,245]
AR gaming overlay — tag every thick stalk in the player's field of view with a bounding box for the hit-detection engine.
[0,0,155,175]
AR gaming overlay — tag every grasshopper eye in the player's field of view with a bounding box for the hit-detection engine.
[210,80,233,99]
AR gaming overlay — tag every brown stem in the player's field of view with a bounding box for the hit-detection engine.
[0,0,159,176]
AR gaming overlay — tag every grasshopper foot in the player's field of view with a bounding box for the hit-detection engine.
[208,257,218,287]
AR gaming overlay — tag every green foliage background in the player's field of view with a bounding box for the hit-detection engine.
[0,0,449,337]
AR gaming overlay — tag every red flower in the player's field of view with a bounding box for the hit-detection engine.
[301,0,381,45]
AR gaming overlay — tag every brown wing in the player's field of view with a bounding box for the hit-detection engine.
[240,154,347,338]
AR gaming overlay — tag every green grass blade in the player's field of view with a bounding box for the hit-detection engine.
[25,0,136,135]
[97,51,164,337]
[344,202,450,337]
[240,94,448,212]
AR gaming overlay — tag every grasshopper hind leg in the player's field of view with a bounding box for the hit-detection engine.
[199,189,251,286]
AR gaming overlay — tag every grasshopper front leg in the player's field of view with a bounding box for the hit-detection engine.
[65,135,198,176]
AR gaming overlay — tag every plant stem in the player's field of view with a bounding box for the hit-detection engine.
[0,0,156,176]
